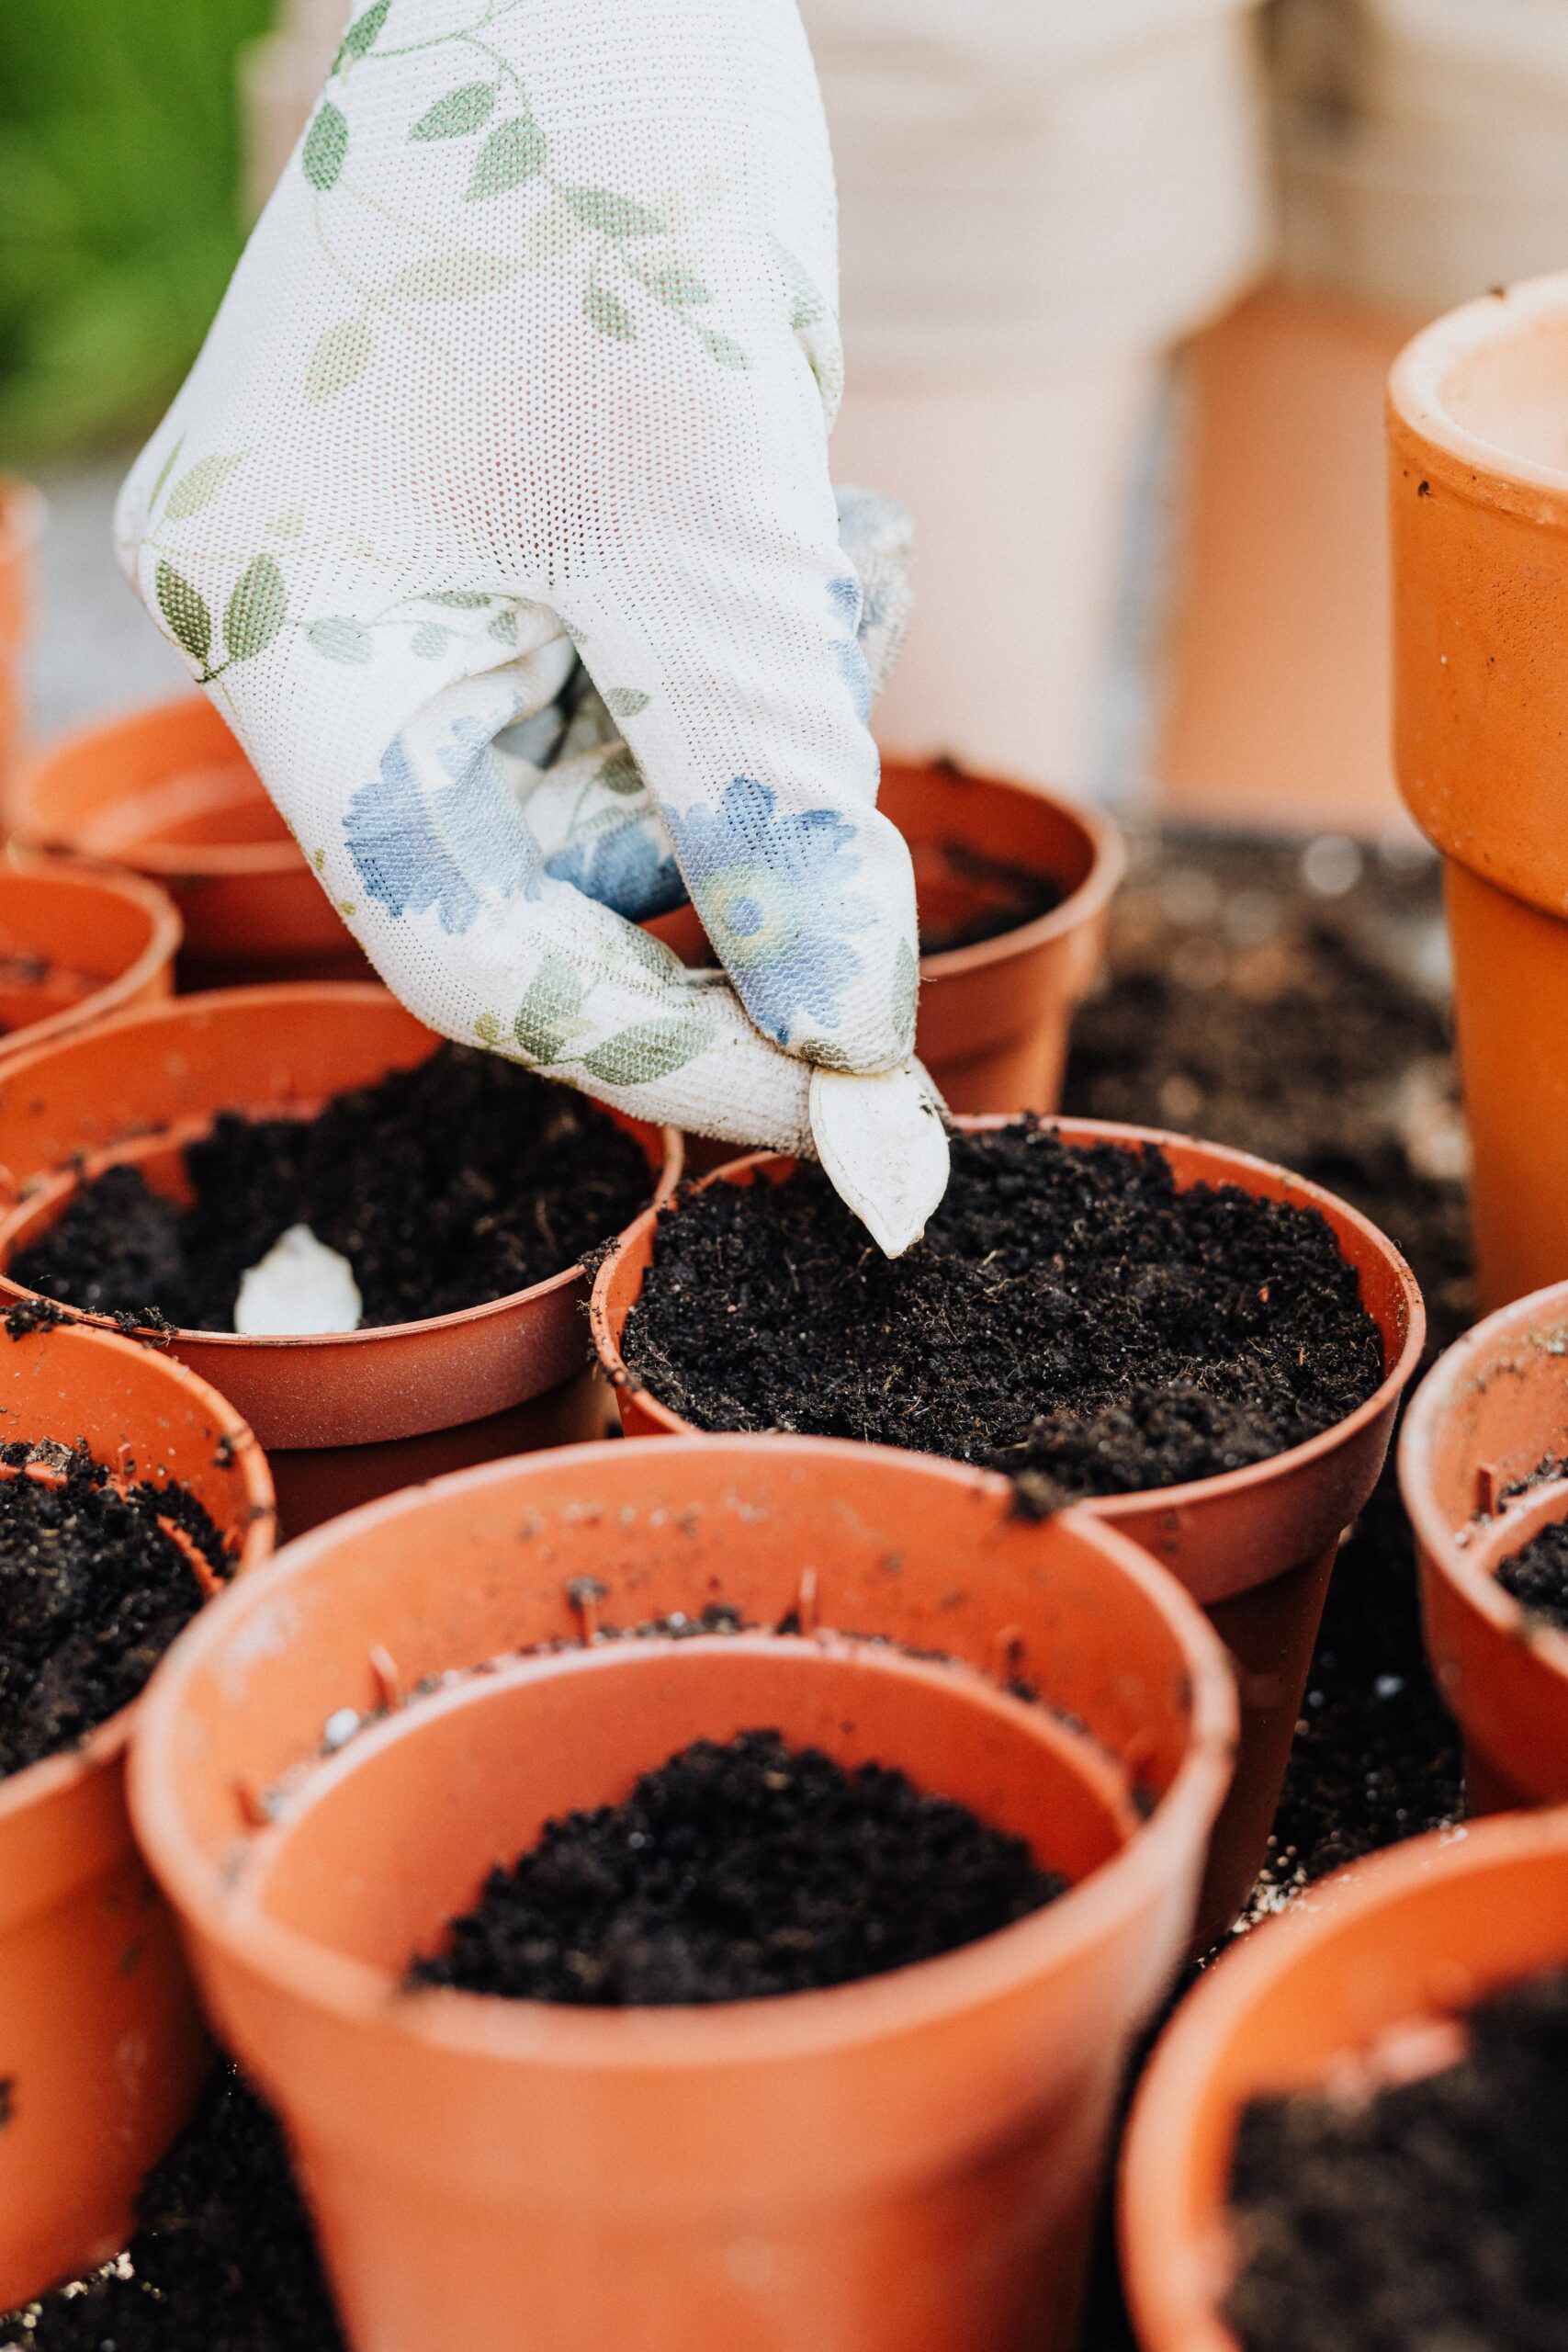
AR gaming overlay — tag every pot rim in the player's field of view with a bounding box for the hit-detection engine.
[591,1114,1427,1521]
[0,851,183,1056]
[0,982,683,1357]
[129,1431,1237,2068]
[1388,273,1568,521]
[1118,1806,1568,2352]
[0,1319,276,1826]
[907,769,1128,980]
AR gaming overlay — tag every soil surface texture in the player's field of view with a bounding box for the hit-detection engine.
[409,1727,1064,2006]
[625,1124,1384,1502]
[12,1045,653,1331]
[0,1446,227,1778]
[3,2072,344,2352]
[918,844,1066,956]
[1496,1520,1568,1634]
[1225,1963,1568,2352]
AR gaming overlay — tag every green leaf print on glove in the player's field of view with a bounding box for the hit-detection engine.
[411,84,497,141]
[304,103,349,193]
[225,557,287,663]
[155,561,212,668]
[468,117,547,199]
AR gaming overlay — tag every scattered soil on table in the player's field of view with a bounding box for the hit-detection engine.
[1225,1962,1568,2352]
[11,1045,654,1332]
[0,1447,227,1779]
[408,1727,1064,2007]
[1497,1521,1568,1634]
[918,844,1067,956]
[4,2071,344,2352]
[624,1123,1385,1503]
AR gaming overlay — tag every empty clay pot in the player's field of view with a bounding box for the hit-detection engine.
[0,1315,274,2308]
[0,479,45,792]
[1390,273,1568,1309]
[592,1117,1425,1945]
[1120,1807,1568,2352]
[1400,1276,1568,1814]
[0,854,180,1057]
[0,986,681,1534]
[130,1432,1235,2352]
[5,697,368,988]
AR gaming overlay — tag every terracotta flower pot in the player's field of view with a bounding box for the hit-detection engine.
[130,1432,1235,2352]
[5,697,370,989]
[1399,1276,1568,1815]
[1390,273,1568,1310]
[0,479,45,793]
[0,986,682,1535]
[592,1118,1425,1945]
[0,1316,274,2308]
[0,854,181,1057]
[1119,1807,1568,2352]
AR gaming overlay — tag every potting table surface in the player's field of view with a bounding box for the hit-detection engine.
[2,824,1468,2352]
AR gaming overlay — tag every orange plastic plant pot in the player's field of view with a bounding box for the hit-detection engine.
[1390,273,1568,1309]
[1119,1808,1568,2352]
[0,986,681,1535]
[5,697,370,987]
[0,1317,275,2308]
[0,480,45,792]
[0,855,180,1057]
[591,1119,1425,1946]
[1400,1278,1568,1815]
[129,1432,1235,2352]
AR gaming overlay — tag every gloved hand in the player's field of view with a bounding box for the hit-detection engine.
[116,0,949,1252]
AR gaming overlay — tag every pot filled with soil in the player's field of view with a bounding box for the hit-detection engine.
[0,1312,274,2310]
[1391,273,1568,1311]
[0,986,681,1533]
[1400,1275,1568,1815]
[5,698,368,989]
[592,1115,1424,1944]
[1120,1806,1568,2352]
[129,1431,1233,2352]
[0,854,180,1057]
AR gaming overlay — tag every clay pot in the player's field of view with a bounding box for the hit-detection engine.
[1389,274,1568,1310]
[0,854,180,1057]
[1119,1807,1568,2352]
[5,697,369,988]
[0,479,45,792]
[130,1431,1235,2352]
[0,1316,274,2307]
[592,1118,1425,1945]
[0,986,681,1534]
[1399,1276,1568,1814]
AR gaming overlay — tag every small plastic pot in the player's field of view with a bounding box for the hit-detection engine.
[0,1315,274,2308]
[0,479,45,791]
[1390,274,1568,1309]
[5,697,369,988]
[0,854,181,1057]
[1119,1807,1568,2352]
[130,1432,1235,2352]
[1400,1277,1568,1815]
[0,986,682,1535]
[592,1118,1425,1945]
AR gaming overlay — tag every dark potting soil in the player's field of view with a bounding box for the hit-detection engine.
[1224,1962,1568,2352]
[408,1727,1065,2007]
[624,1123,1385,1503]
[0,1446,227,1779]
[3,2071,344,2352]
[10,1045,654,1332]
[917,844,1067,956]
[1496,1520,1568,1634]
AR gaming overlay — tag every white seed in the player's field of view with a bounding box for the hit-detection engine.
[234,1224,363,1337]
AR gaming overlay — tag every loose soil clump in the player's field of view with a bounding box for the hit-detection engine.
[917,845,1066,956]
[1224,1963,1568,2352]
[409,1726,1064,2007]
[12,1046,653,1332]
[0,1448,227,1778]
[624,1124,1385,1502]
[1497,1521,1568,1634]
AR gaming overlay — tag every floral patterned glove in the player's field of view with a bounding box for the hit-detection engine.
[116,0,949,1251]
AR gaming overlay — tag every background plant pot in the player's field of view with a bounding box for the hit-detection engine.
[1119,1808,1568,2352]
[592,1118,1424,1946]
[1399,1277,1568,1815]
[5,697,371,989]
[0,854,180,1057]
[0,986,681,1535]
[1390,273,1568,1311]
[0,480,45,796]
[130,1433,1235,2352]
[0,1317,274,2309]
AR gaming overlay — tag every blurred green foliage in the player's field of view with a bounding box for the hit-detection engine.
[0,0,274,465]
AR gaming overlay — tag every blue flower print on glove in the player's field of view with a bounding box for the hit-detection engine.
[345,715,541,934]
[826,572,874,723]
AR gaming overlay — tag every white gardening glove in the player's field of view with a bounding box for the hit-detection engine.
[115,0,949,1254]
